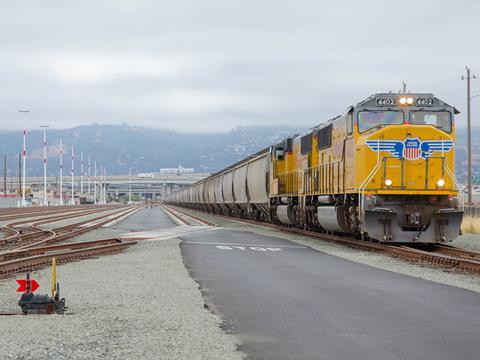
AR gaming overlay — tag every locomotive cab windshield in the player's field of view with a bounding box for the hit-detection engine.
[356,94,455,134]
[410,111,452,133]
[358,110,403,132]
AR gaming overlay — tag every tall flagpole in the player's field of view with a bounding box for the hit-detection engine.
[87,154,91,197]
[59,137,63,205]
[41,125,49,206]
[93,159,97,204]
[70,145,74,205]
[19,110,29,207]
[80,152,84,195]
[99,164,103,204]
[128,169,132,204]
[103,166,107,203]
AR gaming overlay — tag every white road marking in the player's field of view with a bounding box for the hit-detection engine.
[184,241,306,249]
[215,245,284,252]
[119,225,215,241]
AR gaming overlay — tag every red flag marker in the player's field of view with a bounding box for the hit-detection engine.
[16,279,39,293]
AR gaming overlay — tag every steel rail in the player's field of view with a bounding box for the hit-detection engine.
[0,240,136,278]
[159,204,214,226]
[2,206,122,241]
[17,205,142,250]
[0,206,126,248]
[0,205,112,221]
[0,238,122,262]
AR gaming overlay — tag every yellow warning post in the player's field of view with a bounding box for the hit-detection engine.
[51,257,57,299]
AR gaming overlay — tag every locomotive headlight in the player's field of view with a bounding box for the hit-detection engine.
[399,97,407,105]
[406,97,414,105]
[385,179,393,187]
[437,179,446,188]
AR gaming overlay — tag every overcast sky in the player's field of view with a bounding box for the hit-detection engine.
[0,0,479,132]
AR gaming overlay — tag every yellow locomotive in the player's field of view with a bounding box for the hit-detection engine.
[166,92,463,243]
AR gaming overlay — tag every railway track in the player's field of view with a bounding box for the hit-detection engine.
[0,205,109,222]
[159,204,213,226]
[0,238,136,278]
[0,205,143,277]
[165,205,480,275]
[16,205,142,250]
[0,206,124,248]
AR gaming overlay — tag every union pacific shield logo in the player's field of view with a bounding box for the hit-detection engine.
[403,138,421,160]
[366,138,454,160]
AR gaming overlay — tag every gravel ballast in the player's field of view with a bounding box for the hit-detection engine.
[0,238,244,360]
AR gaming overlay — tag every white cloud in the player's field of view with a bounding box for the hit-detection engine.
[156,90,277,115]
[38,53,186,84]
[0,0,478,131]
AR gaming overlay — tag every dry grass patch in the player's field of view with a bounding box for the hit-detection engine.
[461,215,480,234]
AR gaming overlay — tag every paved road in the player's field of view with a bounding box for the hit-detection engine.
[112,206,176,231]
[180,228,480,360]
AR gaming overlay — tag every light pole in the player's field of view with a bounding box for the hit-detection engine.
[40,125,49,206]
[462,67,476,206]
[59,137,63,205]
[19,110,29,207]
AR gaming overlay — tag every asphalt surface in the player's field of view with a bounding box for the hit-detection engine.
[180,228,480,360]
[111,206,176,231]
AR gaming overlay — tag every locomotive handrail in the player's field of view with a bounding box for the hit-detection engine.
[358,157,383,225]
[276,170,304,196]
[358,139,383,225]
[444,163,465,210]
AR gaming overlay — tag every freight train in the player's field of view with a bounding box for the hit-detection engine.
[165,92,464,243]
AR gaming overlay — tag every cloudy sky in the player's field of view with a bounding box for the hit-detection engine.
[1,0,479,132]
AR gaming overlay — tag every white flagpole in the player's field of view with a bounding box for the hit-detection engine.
[19,110,30,207]
[93,159,97,204]
[80,152,84,194]
[41,125,49,206]
[99,164,103,204]
[70,145,74,205]
[103,166,107,203]
[59,137,63,205]
[87,155,91,197]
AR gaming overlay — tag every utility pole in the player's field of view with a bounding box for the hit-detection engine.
[19,110,29,207]
[70,145,74,205]
[40,125,49,206]
[59,137,64,205]
[80,152,84,195]
[462,67,476,206]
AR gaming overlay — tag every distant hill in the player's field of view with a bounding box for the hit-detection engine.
[0,124,299,176]
[0,124,477,183]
